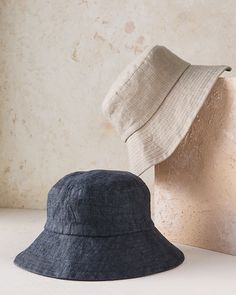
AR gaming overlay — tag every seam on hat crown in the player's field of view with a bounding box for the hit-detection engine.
[43,224,155,238]
[44,170,154,237]
[102,45,190,142]
[102,45,158,116]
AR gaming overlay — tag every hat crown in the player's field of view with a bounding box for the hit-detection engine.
[102,45,190,142]
[45,170,154,236]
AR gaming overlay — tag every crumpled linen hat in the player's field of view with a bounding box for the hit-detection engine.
[102,45,231,175]
[14,170,184,280]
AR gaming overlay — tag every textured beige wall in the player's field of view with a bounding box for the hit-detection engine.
[154,78,236,255]
[0,0,235,209]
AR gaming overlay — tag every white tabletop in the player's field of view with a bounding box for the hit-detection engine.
[0,208,236,295]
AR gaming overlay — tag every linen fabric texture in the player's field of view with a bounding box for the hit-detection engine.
[14,170,184,280]
[102,45,231,175]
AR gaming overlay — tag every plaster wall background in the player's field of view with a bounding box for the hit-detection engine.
[0,0,235,209]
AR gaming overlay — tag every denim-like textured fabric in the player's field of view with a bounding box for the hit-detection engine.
[14,170,184,280]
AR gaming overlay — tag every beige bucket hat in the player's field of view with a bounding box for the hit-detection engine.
[102,45,231,175]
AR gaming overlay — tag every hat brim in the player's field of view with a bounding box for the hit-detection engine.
[126,65,231,175]
[14,227,184,280]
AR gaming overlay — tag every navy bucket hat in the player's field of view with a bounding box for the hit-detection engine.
[14,170,184,280]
